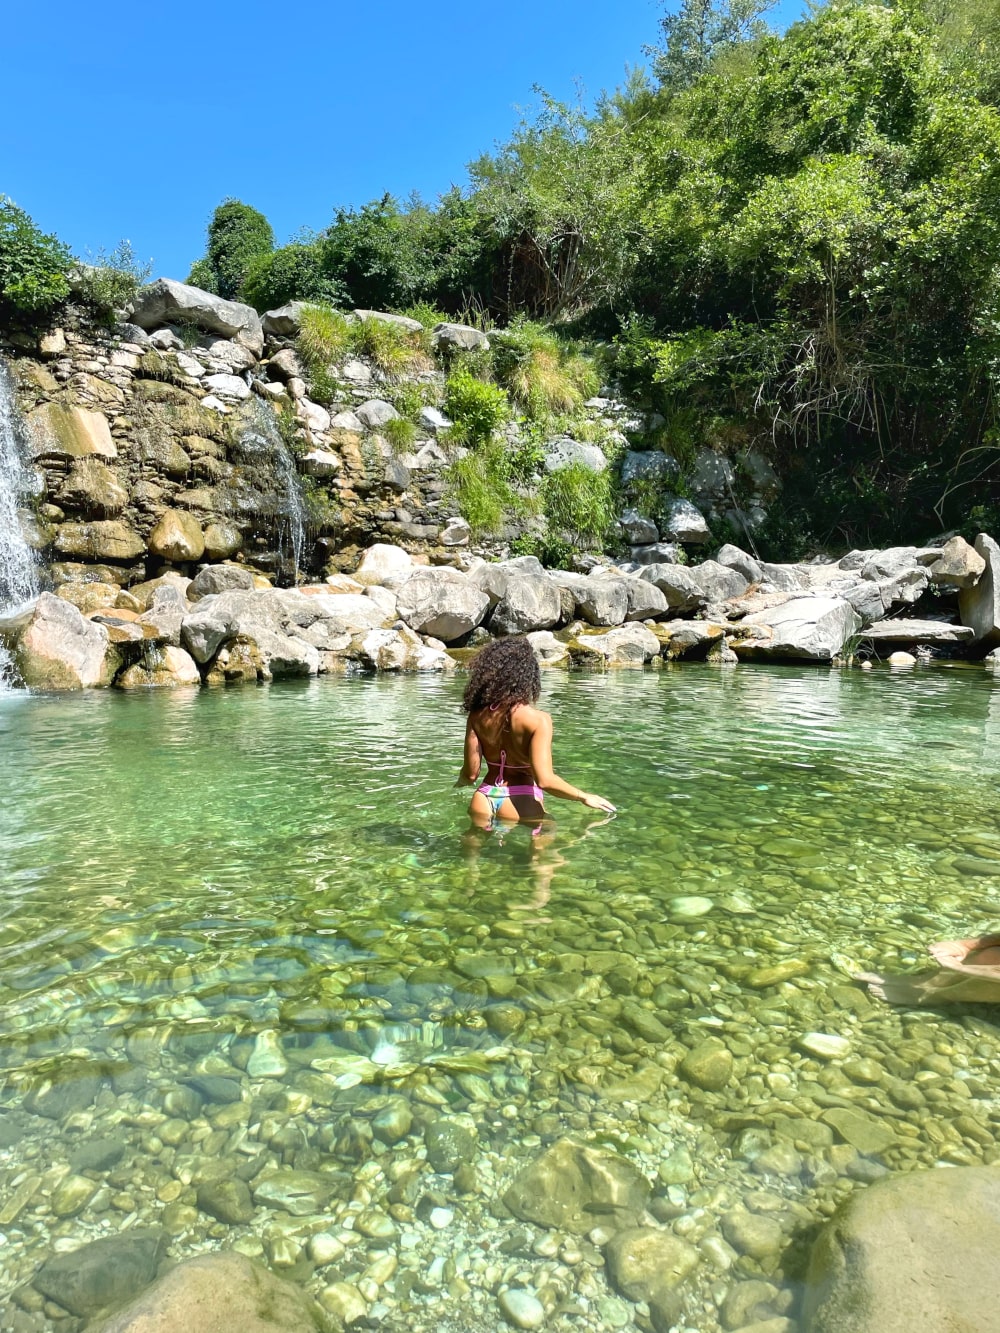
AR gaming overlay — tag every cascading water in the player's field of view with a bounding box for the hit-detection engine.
[222,397,307,584]
[0,362,38,688]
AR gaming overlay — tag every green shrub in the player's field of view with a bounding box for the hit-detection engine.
[492,318,600,418]
[540,462,615,547]
[388,379,439,420]
[382,416,418,453]
[443,367,509,446]
[402,301,450,331]
[447,441,516,536]
[0,197,72,316]
[187,199,274,300]
[297,304,351,368]
[241,242,346,312]
[75,241,152,325]
[349,316,429,378]
[509,530,576,569]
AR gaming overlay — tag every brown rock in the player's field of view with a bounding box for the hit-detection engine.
[91,1251,324,1333]
[56,582,120,615]
[927,534,986,589]
[29,402,117,461]
[202,521,243,560]
[148,511,205,563]
[54,521,146,563]
[804,1165,1000,1333]
[13,593,114,689]
[116,647,201,689]
[58,458,128,517]
[604,1226,699,1303]
[503,1138,650,1235]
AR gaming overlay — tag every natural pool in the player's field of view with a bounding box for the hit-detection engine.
[1,665,999,1331]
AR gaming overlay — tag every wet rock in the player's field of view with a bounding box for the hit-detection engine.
[117,645,201,689]
[68,1136,127,1172]
[959,533,1000,645]
[425,1118,477,1173]
[722,1209,784,1262]
[503,1138,650,1234]
[29,401,117,461]
[197,1178,254,1224]
[252,1169,338,1216]
[604,1226,699,1302]
[12,593,113,690]
[721,1279,782,1330]
[148,510,206,563]
[33,1228,167,1318]
[799,1033,851,1061]
[51,1173,98,1217]
[319,1281,367,1325]
[246,1029,288,1078]
[804,1166,1000,1333]
[92,1251,323,1332]
[499,1288,547,1329]
[820,1107,896,1155]
[679,1039,734,1091]
[371,1099,413,1145]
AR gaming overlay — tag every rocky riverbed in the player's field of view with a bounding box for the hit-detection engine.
[0,669,999,1332]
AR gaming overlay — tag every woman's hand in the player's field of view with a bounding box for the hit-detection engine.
[582,792,616,813]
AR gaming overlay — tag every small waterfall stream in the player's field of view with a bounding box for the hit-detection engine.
[224,398,307,584]
[0,363,38,688]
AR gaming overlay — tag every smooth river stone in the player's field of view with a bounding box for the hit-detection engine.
[821,1108,897,1155]
[51,1174,98,1218]
[669,896,715,919]
[252,1171,337,1216]
[197,1179,254,1224]
[721,1209,784,1261]
[679,1039,734,1091]
[499,1288,546,1329]
[246,1030,288,1078]
[799,1033,851,1061]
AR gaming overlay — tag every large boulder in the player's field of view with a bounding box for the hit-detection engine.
[116,646,201,689]
[570,624,661,666]
[180,589,322,678]
[57,458,128,517]
[864,618,975,647]
[688,559,748,602]
[926,534,986,589]
[131,279,264,356]
[433,321,490,353]
[959,533,1000,645]
[619,509,659,545]
[261,301,310,338]
[620,450,678,486]
[717,543,763,583]
[54,521,146,563]
[736,596,861,662]
[490,575,562,635]
[13,593,114,689]
[639,563,706,613]
[188,564,255,601]
[803,1166,1000,1333]
[396,569,490,642]
[618,575,669,621]
[148,510,206,563]
[503,1138,650,1235]
[470,556,546,607]
[91,1251,324,1333]
[354,542,414,586]
[550,572,628,626]
[352,627,454,672]
[660,497,710,544]
[29,402,117,462]
[543,437,608,473]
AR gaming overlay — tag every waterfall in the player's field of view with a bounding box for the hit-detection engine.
[224,398,306,585]
[0,362,38,688]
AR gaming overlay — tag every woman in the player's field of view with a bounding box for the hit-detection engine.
[856,934,1000,1005]
[457,636,616,830]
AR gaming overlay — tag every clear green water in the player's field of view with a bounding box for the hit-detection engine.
[2,666,1000,1327]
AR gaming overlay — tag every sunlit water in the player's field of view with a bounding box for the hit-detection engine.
[1,667,999,1326]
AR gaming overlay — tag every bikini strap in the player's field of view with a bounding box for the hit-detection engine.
[498,748,506,784]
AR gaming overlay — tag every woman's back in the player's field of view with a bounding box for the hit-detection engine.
[470,703,541,773]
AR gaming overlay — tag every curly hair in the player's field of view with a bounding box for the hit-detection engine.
[462,636,541,715]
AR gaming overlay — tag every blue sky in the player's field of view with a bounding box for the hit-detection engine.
[4,0,806,282]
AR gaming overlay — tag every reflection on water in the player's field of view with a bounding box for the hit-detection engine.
[1,667,1000,1328]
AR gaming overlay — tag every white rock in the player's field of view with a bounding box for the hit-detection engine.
[354,544,414,586]
[498,1288,546,1330]
[247,1030,288,1078]
[799,1033,851,1060]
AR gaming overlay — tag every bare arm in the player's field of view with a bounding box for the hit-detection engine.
[455,718,483,787]
[529,711,616,812]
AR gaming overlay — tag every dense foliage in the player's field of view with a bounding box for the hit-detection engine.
[187,199,274,300]
[0,198,73,316]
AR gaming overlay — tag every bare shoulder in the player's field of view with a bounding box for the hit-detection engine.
[513,704,551,734]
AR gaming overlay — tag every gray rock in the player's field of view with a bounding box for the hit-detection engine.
[860,546,918,581]
[527,630,570,666]
[722,1210,783,1261]
[252,1169,338,1216]
[470,557,546,607]
[689,447,734,501]
[425,1118,477,1173]
[543,437,607,473]
[433,322,490,353]
[300,448,341,478]
[490,575,562,636]
[355,399,400,429]
[717,543,763,583]
[551,572,628,626]
[688,559,749,602]
[68,1136,127,1172]
[737,597,861,662]
[262,301,311,337]
[803,1166,1000,1333]
[439,516,471,546]
[354,308,424,334]
[619,510,659,545]
[33,1229,167,1317]
[927,534,986,588]
[661,497,711,544]
[188,565,255,601]
[959,533,1000,645]
[383,458,411,493]
[396,569,490,642]
[620,450,678,486]
[639,563,706,613]
[419,405,452,434]
[131,279,263,356]
[864,618,975,646]
[604,1227,699,1303]
[759,562,805,592]
[619,576,668,621]
[197,1178,254,1224]
[572,623,661,665]
[630,541,685,566]
[12,593,112,690]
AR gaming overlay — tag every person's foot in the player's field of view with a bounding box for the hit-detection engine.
[855,971,938,1005]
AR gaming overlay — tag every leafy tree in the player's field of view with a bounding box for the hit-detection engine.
[241,241,346,312]
[318,197,440,311]
[187,199,274,300]
[648,0,776,90]
[0,197,72,317]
